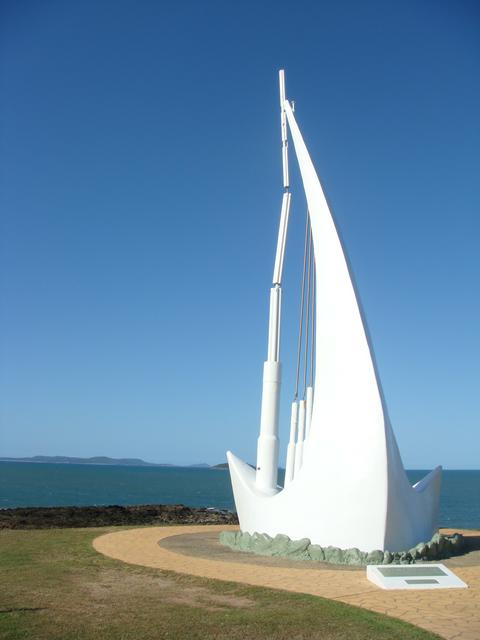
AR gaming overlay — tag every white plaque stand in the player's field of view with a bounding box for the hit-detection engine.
[367,563,468,590]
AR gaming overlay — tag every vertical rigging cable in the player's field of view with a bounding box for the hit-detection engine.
[294,210,310,400]
[310,250,316,387]
[303,219,313,395]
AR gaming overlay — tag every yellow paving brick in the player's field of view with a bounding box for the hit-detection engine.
[93,525,480,640]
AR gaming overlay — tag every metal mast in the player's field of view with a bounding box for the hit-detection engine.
[255,70,291,494]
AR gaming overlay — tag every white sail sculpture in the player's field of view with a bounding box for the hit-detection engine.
[227,71,441,553]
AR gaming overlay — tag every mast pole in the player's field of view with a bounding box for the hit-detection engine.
[255,70,291,494]
[279,69,289,189]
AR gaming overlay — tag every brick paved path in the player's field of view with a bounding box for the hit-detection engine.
[93,525,480,640]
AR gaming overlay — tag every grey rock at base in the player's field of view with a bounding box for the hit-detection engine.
[238,531,252,551]
[442,537,452,555]
[366,549,384,565]
[219,531,236,548]
[218,529,466,566]
[250,532,273,555]
[431,532,446,557]
[344,548,366,565]
[308,544,325,561]
[426,541,438,560]
[437,537,446,557]
[285,537,311,560]
[413,542,428,560]
[323,546,344,564]
[270,534,291,556]
[399,551,413,564]
[450,533,464,552]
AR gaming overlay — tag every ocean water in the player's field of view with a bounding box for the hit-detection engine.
[1,462,479,529]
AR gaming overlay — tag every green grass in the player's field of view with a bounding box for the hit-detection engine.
[0,527,442,640]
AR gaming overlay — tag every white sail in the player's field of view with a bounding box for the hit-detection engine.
[227,83,441,553]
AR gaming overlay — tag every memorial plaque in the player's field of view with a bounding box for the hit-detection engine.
[367,563,467,590]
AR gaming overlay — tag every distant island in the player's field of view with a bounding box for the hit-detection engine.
[0,456,213,468]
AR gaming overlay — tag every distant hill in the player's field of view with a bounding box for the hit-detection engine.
[0,457,283,470]
[212,462,284,471]
[0,456,175,467]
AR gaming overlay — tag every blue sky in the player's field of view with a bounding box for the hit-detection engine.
[1,0,478,468]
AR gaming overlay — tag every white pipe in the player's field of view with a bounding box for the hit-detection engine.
[279,69,286,109]
[284,401,298,486]
[256,360,282,494]
[281,118,289,188]
[258,286,282,493]
[279,70,289,189]
[305,386,314,438]
[272,192,291,285]
[294,399,306,474]
[267,286,281,362]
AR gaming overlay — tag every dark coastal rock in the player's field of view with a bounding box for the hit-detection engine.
[0,504,239,529]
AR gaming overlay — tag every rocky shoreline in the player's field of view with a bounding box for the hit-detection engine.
[0,504,239,529]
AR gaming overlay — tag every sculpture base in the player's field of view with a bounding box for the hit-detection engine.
[219,530,465,566]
